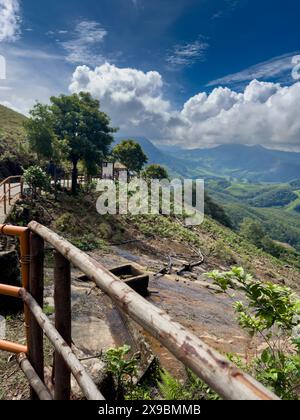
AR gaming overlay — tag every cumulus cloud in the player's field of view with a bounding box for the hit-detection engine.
[69,63,300,150]
[0,0,21,42]
[69,63,176,137]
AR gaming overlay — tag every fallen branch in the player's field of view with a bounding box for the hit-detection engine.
[154,255,173,277]
[177,247,204,276]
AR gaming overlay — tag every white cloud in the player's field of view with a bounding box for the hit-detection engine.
[208,52,299,86]
[166,39,209,68]
[69,63,300,151]
[60,20,107,65]
[69,63,175,137]
[0,0,21,42]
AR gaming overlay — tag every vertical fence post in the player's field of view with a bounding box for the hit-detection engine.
[54,251,71,400]
[8,179,11,205]
[3,182,6,214]
[28,232,45,400]
[20,177,24,197]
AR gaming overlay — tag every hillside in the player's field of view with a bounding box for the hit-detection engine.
[206,179,300,253]
[115,137,300,183]
[0,105,27,152]
[0,105,32,179]
[163,143,300,183]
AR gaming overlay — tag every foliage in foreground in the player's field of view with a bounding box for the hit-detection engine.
[207,267,300,399]
[104,344,219,400]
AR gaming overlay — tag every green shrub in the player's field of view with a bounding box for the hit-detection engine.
[206,267,300,399]
[23,165,51,198]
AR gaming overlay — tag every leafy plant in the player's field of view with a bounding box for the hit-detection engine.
[104,345,139,399]
[158,369,190,400]
[206,267,300,399]
[23,165,51,198]
[157,368,219,400]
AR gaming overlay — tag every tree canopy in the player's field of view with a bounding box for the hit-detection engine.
[142,164,169,180]
[25,92,116,194]
[112,140,148,173]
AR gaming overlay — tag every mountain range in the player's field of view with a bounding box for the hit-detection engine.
[116,136,300,182]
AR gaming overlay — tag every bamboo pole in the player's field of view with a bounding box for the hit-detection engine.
[0,283,21,298]
[19,288,104,400]
[54,251,71,400]
[17,353,53,400]
[0,340,27,354]
[28,232,45,400]
[28,221,280,401]
[0,225,30,346]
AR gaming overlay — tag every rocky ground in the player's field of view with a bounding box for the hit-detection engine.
[1,192,299,399]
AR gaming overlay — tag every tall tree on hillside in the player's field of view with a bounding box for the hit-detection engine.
[142,164,169,180]
[50,92,116,194]
[112,140,148,173]
[25,92,116,194]
[24,103,55,162]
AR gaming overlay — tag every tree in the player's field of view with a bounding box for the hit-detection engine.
[112,140,148,173]
[142,164,169,180]
[50,92,115,194]
[23,165,51,199]
[25,92,116,194]
[240,218,265,248]
[24,103,55,162]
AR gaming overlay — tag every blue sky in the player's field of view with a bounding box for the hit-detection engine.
[0,0,300,150]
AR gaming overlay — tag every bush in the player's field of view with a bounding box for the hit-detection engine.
[23,165,51,198]
[207,267,300,399]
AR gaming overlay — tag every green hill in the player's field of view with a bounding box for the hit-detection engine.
[206,179,300,253]
[0,105,27,151]
[0,105,32,179]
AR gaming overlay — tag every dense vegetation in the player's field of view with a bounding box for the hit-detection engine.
[206,179,300,254]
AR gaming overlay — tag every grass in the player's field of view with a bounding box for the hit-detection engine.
[0,105,27,152]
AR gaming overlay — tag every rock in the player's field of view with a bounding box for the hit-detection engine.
[0,250,22,314]
[72,315,116,355]
[70,350,116,400]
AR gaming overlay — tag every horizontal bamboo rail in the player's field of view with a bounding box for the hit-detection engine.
[28,221,280,401]
[19,288,104,401]
[17,353,53,400]
[0,340,27,354]
[0,283,21,298]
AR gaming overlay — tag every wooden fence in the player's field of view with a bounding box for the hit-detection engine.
[0,222,280,400]
[0,176,23,215]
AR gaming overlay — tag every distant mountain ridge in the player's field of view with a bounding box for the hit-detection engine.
[115,137,300,182]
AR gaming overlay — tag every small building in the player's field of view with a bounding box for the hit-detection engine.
[113,162,128,180]
[101,161,114,179]
[101,161,128,180]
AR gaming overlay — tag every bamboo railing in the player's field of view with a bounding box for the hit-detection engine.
[0,176,23,215]
[0,221,280,400]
